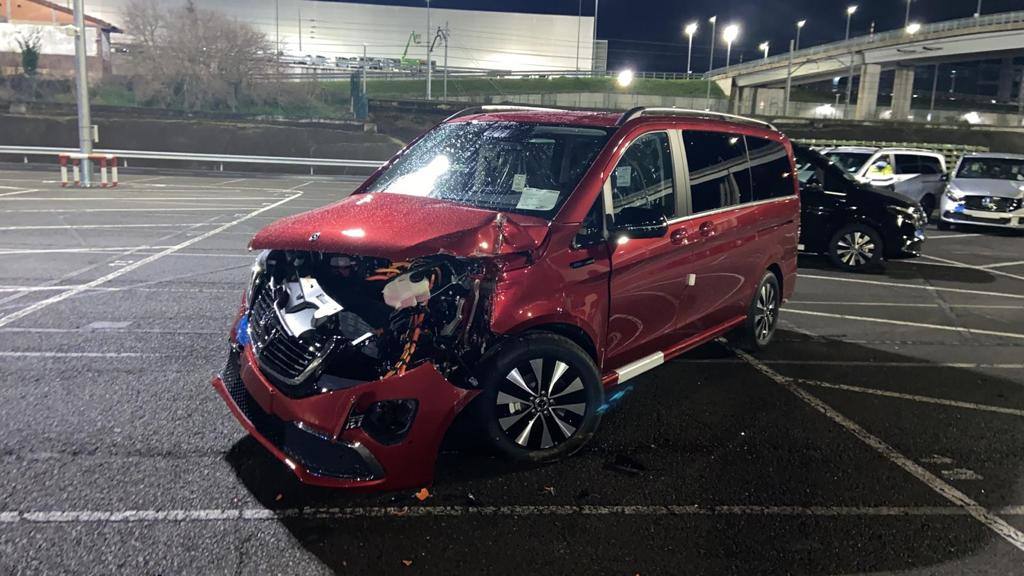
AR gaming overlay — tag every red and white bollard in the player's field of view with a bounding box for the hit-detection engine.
[59,153,118,187]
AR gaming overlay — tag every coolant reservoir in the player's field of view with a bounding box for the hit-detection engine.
[383,273,431,310]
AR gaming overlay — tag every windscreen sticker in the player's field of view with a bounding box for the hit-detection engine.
[615,166,632,187]
[516,187,560,211]
[511,173,527,192]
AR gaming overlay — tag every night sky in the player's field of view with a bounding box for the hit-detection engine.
[331,0,1023,71]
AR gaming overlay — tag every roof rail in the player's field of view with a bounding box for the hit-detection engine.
[617,107,778,131]
[443,105,567,122]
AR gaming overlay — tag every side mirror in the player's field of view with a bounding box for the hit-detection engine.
[939,173,949,182]
[611,206,669,240]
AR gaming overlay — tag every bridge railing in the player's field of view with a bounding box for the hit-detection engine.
[709,10,1024,77]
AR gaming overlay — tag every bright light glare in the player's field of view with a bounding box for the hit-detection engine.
[685,22,698,36]
[341,228,366,238]
[961,111,982,125]
[796,19,807,28]
[846,5,858,15]
[708,15,717,24]
[616,69,635,87]
[813,104,836,118]
[723,24,740,44]
[385,154,450,196]
[905,22,922,34]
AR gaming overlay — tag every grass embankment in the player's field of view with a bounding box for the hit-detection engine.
[77,76,722,119]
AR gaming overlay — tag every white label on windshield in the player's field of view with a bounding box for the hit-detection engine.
[615,166,632,187]
[516,187,560,211]
[511,173,527,192]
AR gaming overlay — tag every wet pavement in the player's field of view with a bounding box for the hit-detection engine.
[0,167,1021,575]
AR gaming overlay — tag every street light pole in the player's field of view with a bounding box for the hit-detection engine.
[426,0,432,100]
[72,0,92,187]
[759,41,769,60]
[975,0,983,17]
[685,22,697,75]
[723,24,739,69]
[904,0,912,28]
[592,0,599,76]
[844,5,857,112]
[298,4,302,53]
[795,19,806,50]
[274,0,279,54]
[704,15,717,109]
[784,38,795,116]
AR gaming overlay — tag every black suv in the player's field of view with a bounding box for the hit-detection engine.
[795,144,927,271]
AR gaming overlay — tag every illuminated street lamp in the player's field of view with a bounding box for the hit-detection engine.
[723,24,740,69]
[759,41,770,60]
[704,15,717,108]
[616,69,634,87]
[795,19,806,50]
[905,22,922,35]
[844,5,857,41]
[684,22,698,74]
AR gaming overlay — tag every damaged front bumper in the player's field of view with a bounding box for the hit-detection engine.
[212,332,479,491]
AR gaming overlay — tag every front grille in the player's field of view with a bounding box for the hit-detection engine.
[963,196,1023,213]
[248,283,333,388]
[221,351,380,480]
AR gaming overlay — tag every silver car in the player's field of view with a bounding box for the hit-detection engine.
[939,153,1024,231]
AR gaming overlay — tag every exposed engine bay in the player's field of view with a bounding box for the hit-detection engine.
[244,250,493,397]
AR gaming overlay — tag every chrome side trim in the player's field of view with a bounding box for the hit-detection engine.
[614,352,665,383]
[666,195,798,225]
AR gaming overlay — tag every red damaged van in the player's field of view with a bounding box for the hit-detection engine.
[212,106,799,491]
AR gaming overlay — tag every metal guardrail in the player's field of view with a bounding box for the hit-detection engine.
[710,10,1024,78]
[0,146,385,171]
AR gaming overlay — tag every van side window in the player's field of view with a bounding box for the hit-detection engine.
[917,156,944,175]
[746,137,796,201]
[610,132,676,219]
[683,131,753,214]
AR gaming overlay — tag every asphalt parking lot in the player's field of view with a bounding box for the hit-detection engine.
[0,167,1021,575]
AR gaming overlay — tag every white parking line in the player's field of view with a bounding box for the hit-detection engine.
[0,351,164,358]
[219,178,247,185]
[0,246,168,255]
[0,188,39,198]
[0,208,256,213]
[0,196,284,201]
[786,309,1024,340]
[798,274,1024,300]
[733,348,1024,553]
[0,193,301,329]
[919,254,1024,283]
[983,260,1024,270]
[790,301,1024,310]
[799,380,1024,418]
[0,223,228,231]
[672,359,1024,369]
[7,504,1024,524]
[924,233,983,240]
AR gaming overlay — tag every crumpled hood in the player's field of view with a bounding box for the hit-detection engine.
[861,182,917,206]
[949,178,1024,199]
[249,192,550,260]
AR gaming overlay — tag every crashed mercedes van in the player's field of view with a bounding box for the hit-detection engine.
[212,106,800,491]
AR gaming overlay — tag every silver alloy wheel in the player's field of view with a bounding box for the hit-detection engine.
[496,358,587,450]
[753,281,778,343]
[835,230,876,267]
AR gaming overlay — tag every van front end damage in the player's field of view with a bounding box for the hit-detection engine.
[212,250,499,490]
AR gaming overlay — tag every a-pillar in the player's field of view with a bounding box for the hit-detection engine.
[891,66,915,121]
[854,64,882,120]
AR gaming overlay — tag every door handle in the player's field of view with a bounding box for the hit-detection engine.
[670,229,687,245]
[699,221,715,237]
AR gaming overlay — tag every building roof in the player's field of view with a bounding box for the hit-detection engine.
[14,0,122,33]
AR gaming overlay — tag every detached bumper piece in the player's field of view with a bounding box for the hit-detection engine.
[216,351,383,481]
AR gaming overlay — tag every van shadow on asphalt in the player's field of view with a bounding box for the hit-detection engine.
[224,330,1024,574]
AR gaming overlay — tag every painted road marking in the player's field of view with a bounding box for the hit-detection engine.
[0,189,40,198]
[941,469,984,481]
[789,301,1024,310]
[0,223,229,231]
[2,505,1024,524]
[798,274,1024,300]
[0,193,301,329]
[0,196,284,201]
[0,208,267,213]
[733,348,1024,553]
[798,380,1024,418]
[672,359,1024,369]
[925,234,983,240]
[0,351,163,358]
[983,260,1024,269]
[785,309,1024,340]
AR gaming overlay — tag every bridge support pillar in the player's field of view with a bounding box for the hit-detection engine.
[854,64,882,120]
[891,66,916,121]
[997,57,1015,102]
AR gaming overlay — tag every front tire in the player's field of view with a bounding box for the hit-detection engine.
[474,333,603,463]
[732,271,781,352]
[828,224,884,272]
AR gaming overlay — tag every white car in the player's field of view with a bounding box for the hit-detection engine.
[824,147,947,217]
[939,153,1024,231]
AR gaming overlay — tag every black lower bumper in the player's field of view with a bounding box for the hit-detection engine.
[221,351,382,480]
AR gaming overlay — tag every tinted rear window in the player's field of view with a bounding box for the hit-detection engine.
[683,131,752,214]
[746,137,795,201]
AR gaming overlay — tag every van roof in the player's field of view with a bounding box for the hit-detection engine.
[445,106,781,134]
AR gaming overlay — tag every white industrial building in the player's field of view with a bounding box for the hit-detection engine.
[82,0,597,72]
